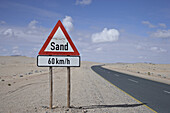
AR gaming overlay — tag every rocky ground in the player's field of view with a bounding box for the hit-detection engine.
[0,56,154,112]
[103,63,170,85]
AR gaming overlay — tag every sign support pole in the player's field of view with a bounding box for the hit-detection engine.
[37,20,80,109]
[67,67,71,108]
[49,66,53,109]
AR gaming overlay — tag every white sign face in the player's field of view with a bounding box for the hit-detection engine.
[37,55,80,67]
[45,27,74,52]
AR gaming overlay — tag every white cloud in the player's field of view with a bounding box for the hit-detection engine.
[159,48,167,52]
[12,49,21,55]
[0,21,6,25]
[0,20,49,41]
[142,21,167,29]
[0,20,50,56]
[142,21,169,38]
[136,45,143,50]
[95,47,103,51]
[2,48,7,52]
[159,23,166,28]
[91,28,119,43]
[76,0,92,5]
[3,29,14,37]
[28,20,38,29]
[138,56,147,59]
[63,16,73,32]
[150,47,167,53]
[151,29,170,38]
[12,46,21,55]
[13,46,18,50]
[142,21,156,28]
[150,47,158,51]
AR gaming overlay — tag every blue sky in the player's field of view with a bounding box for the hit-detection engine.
[0,0,170,63]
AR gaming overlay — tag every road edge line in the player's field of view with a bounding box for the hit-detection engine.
[96,73,157,113]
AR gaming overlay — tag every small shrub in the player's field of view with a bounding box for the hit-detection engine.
[158,74,161,76]
[148,72,150,75]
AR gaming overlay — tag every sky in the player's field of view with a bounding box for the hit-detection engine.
[0,0,170,64]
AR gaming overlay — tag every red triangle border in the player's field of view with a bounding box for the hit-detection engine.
[38,20,80,56]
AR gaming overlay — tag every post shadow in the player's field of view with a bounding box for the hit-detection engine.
[72,103,147,109]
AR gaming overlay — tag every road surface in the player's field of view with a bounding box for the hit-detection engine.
[91,65,170,113]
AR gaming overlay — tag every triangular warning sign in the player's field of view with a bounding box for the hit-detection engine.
[39,20,80,56]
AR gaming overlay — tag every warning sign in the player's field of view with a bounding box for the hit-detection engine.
[37,20,80,67]
[37,20,80,108]
[38,20,80,56]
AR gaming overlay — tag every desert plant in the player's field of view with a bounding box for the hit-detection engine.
[148,72,150,75]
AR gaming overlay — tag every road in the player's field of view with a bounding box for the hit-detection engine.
[91,65,170,113]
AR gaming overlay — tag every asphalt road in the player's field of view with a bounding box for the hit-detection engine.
[91,65,170,113]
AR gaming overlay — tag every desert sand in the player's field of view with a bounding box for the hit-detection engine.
[103,63,170,85]
[0,56,154,113]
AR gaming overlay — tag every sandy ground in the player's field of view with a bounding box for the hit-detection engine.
[0,56,154,113]
[103,63,170,85]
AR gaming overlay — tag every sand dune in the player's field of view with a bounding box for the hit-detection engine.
[0,56,154,112]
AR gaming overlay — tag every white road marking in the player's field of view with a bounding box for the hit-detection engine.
[128,79,138,83]
[115,74,119,77]
[164,90,170,94]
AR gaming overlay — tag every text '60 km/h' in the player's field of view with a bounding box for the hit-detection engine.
[48,58,70,64]
[37,56,80,67]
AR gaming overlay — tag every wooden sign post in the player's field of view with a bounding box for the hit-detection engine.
[67,67,71,108]
[49,67,53,109]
